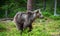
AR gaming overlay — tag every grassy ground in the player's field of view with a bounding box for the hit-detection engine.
[0,18,60,36]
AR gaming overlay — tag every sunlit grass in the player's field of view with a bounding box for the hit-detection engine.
[0,19,60,36]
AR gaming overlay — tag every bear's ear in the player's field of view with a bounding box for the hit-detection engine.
[34,9,40,13]
[36,10,39,13]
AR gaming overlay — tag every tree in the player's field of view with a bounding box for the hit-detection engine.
[43,0,46,10]
[5,1,9,18]
[27,0,33,11]
[54,0,57,16]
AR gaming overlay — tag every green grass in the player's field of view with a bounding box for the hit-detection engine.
[0,19,60,36]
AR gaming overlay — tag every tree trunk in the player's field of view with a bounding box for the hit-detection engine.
[43,0,46,10]
[54,0,57,16]
[5,10,8,18]
[5,1,8,19]
[27,0,33,11]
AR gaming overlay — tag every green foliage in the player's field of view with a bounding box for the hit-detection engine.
[8,8,26,18]
[0,22,7,31]
[42,11,60,20]
[42,11,52,17]
[0,0,60,18]
[0,20,60,36]
[0,24,6,30]
[0,32,7,36]
[0,0,27,18]
[49,15,60,20]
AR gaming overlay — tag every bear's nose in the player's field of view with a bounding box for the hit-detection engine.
[42,16,44,19]
[40,16,44,19]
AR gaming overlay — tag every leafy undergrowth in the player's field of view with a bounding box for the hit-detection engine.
[0,19,60,36]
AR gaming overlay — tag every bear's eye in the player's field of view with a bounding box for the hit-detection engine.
[39,14,41,15]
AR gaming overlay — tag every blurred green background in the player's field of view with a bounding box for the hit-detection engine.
[0,0,60,36]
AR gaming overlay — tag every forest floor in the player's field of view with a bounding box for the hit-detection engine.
[0,18,60,36]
